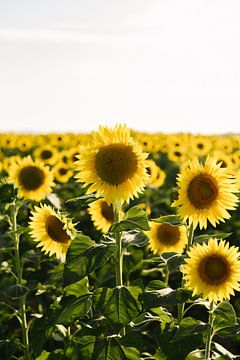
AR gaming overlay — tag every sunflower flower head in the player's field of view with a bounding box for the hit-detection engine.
[8,155,55,201]
[29,204,75,262]
[173,156,239,229]
[74,124,149,205]
[182,238,240,303]
[146,221,188,254]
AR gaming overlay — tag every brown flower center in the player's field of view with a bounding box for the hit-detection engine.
[59,168,68,175]
[41,150,53,160]
[187,174,218,209]
[19,166,45,190]
[101,201,114,222]
[95,144,137,185]
[198,254,230,285]
[45,215,70,243]
[157,223,181,245]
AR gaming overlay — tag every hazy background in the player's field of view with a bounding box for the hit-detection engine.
[0,0,240,134]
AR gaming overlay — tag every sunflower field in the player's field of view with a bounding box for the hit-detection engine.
[1,125,240,360]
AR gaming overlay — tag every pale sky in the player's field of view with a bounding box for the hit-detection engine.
[0,0,240,134]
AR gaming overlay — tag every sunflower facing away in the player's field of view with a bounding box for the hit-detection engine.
[8,156,55,201]
[88,198,123,233]
[75,124,149,204]
[173,156,238,229]
[29,204,75,261]
[146,221,187,254]
[183,238,240,302]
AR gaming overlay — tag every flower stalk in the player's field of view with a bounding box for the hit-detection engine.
[10,201,30,360]
[205,301,214,360]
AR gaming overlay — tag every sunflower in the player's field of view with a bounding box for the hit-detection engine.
[53,162,73,183]
[182,238,240,302]
[152,168,166,188]
[75,124,149,204]
[173,156,238,229]
[29,204,75,261]
[146,221,187,254]
[88,198,123,233]
[33,145,58,166]
[8,156,54,201]
[145,160,159,185]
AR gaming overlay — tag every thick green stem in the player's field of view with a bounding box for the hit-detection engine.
[164,266,169,286]
[187,222,194,251]
[113,202,125,336]
[10,202,30,360]
[205,302,214,360]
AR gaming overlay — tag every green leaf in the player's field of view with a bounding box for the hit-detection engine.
[162,252,186,273]
[120,333,142,360]
[109,206,150,232]
[3,284,29,299]
[64,277,89,297]
[143,287,192,309]
[130,312,162,331]
[63,235,117,286]
[57,295,92,324]
[71,336,96,360]
[194,233,232,244]
[151,215,185,226]
[213,301,237,334]
[185,349,206,359]
[92,338,126,360]
[65,193,100,203]
[145,280,168,291]
[93,286,140,329]
[171,317,209,342]
[122,230,149,248]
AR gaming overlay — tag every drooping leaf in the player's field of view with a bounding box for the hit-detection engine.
[171,317,209,342]
[151,215,185,226]
[194,233,232,244]
[92,338,126,360]
[122,230,149,248]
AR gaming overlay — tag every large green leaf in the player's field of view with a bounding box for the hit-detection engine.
[194,233,232,244]
[93,286,140,329]
[143,287,192,309]
[171,317,209,342]
[213,301,237,334]
[63,235,117,286]
[57,295,92,324]
[109,206,150,232]
[64,277,89,297]
[92,338,126,360]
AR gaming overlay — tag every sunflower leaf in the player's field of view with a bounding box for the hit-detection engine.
[121,230,149,248]
[194,233,232,244]
[93,286,141,331]
[171,317,209,342]
[213,301,237,334]
[151,215,185,226]
[142,287,192,309]
[63,235,117,286]
[109,206,150,232]
[92,337,126,360]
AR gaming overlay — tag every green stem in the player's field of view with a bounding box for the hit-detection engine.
[113,201,125,336]
[10,202,30,360]
[113,202,123,287]
[205,302,214,360]
[177,222,195,324]
[164,266,169,286]
[187,222,194,251]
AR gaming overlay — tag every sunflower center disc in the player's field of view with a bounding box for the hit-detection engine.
[187,174,218,209]
[157,223,180,245]
[101,201,114,222]
[199,255,229,285]
[41,150,53,160]
[19,166,45,190]
[45,215,70,243]
[95,144,137,185]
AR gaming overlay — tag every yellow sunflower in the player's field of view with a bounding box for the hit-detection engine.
[53,162,73,183]
[88,199,123,233]
[29,204,75,261]
[75,124,149,204]
[182,238,240,302]
[8,156,54,201]
[33,145,58,166]
[146,221,187,254]
[145,160,159,185]
[173,156,238,229]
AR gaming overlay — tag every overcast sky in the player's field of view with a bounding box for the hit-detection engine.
[0,0,240,134]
